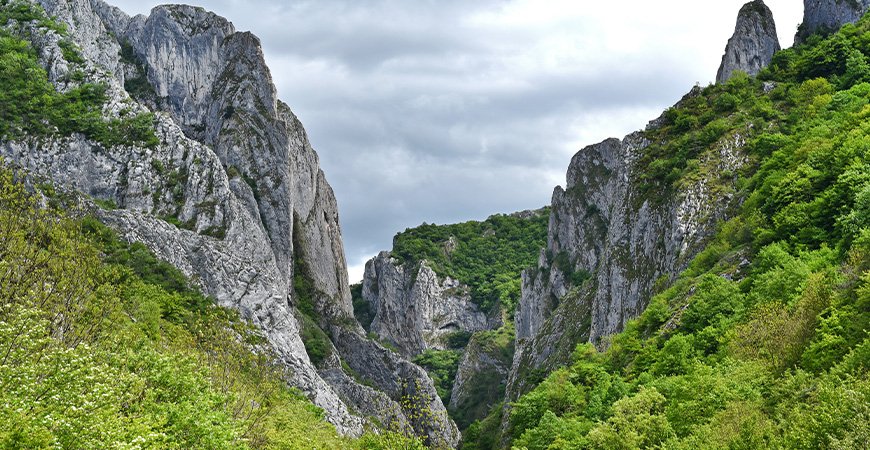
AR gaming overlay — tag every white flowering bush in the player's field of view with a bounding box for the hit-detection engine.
[0,167,246,448]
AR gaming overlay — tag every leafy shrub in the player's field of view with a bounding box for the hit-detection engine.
[680,274,744,334]
[57,39,84,64]
[299,315,332,367]
[586,387,674,450]
[713,92,739,112]
[412,349,461,404]
[512,411,591,450]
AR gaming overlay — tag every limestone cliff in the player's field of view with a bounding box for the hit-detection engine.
[0,0,458,446]
[504,89,751,414]
[361,251,492,358]
[796,0,870,43]
[716,0,780,83]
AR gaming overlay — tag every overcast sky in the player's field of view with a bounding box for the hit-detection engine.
[108,0,804,283]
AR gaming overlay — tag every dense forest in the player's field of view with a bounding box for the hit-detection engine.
[463,12,870,450]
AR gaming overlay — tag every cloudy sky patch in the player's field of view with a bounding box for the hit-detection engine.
[108,0,804,282]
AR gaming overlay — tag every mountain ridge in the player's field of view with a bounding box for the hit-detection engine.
[0,0,459,445]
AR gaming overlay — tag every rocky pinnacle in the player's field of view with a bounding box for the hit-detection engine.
[716,0,780,84]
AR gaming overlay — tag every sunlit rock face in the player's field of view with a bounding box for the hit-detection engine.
[716,0,780,84]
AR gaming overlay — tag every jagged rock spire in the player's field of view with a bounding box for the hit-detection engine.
[717,0,781,84]
[796,0,870,44]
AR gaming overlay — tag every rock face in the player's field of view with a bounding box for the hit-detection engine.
[362,251,492,358]
[797,0,870,43]
[98,3,351,315]
[503,91,751,420]
[328,326,458,445]
[716,0,780,84]
[0,0,458,446]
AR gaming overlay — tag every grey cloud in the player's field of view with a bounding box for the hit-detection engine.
[103,0,804,282]
[248,0,502,70]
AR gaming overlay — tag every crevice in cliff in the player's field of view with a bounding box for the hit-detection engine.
[291,210,322,322]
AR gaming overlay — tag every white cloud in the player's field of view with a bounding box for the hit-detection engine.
[347,259,368,285]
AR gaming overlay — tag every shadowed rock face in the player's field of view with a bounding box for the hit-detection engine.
[0,0,458,445]
[448,331,512,422]
[797,0,870,44]
[716,0,780,84]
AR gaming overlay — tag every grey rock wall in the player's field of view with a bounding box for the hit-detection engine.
[329,326,460,446]
[362,251,491,358]
[798,0,870,43]
[515,249,567,340]
[449,333,512,422]
[504,98,751,425]
[716,0,780,84]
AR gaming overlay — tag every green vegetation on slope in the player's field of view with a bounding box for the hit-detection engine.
[465,13,870,450]
[0,0,159,148]
[391,209,549,315]
[413,349,463,405]
[0,166,432,449]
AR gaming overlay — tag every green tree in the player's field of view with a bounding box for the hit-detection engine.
[587,387,674,450]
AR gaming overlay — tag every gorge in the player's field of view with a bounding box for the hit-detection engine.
[2,0,870,448]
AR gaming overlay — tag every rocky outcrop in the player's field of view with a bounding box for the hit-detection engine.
[93,2,351,315]
[515,249,568,340]
[329,326,460,446]
[506,283,593,409]
[716,0,780,84]
[504,95,751,418]
[1,0,458,445]
[797,0,870,43]
[362,251,492,358]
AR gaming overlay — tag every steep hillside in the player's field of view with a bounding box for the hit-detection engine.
[464,6,870,450]
[0,0,457,445]
[0,167,438,448]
